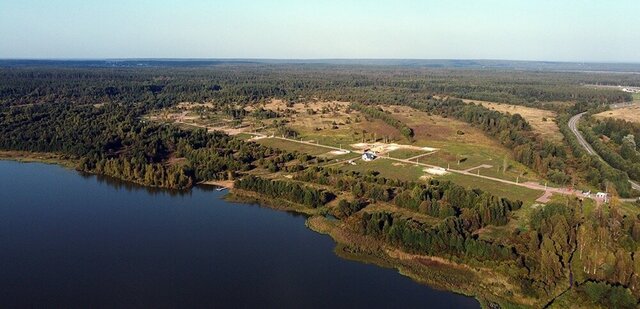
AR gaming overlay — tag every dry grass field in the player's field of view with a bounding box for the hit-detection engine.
[461,99,563,141]
[594,104,640,123]
[379,105,501,146]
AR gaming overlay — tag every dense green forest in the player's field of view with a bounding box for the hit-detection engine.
[235,175,335,208]
[0,102,292,189]
[557,114,632,196]
[587,118,640,180]
[0,65,634,108]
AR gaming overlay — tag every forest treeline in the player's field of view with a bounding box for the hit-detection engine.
[0,103,292,189]
[234,175,335,208]
[0,66,634,108]
[360,211,514,262]
[557,114,632,196]
[584,117,640,183]
[360,199,639,307]
[293,166,521,228]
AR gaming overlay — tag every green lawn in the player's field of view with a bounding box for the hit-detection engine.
[339,158,425,182]
[419,141,540,184]
[477,166,537,183]
[387,148,429,159]
[255,138,334,156]
[620,201,640,217]
[234,133,255,140]
[438,172,542,206]
[294,129,361,150]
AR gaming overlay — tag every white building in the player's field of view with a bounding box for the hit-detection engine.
[595,192,609,202]
[362,151,377,162]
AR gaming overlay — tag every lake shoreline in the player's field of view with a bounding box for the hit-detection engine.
[1,160,483,308]
[228,189,538,308]
[0,155,502,307]
[0,150,77,168]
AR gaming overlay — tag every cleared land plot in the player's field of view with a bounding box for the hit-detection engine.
[145,102,254,135]
[380,105,496,147]
[594,103,640,124]
[462,99,563,142]
[379,105,541,183]
[388,148,432,159]
[148,100,543,189]
[256,100,408,149]
[254,138,335,156]
[438,173,542,206]
[338,158,425,182]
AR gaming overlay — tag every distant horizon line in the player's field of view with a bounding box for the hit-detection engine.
[1,58,640,65]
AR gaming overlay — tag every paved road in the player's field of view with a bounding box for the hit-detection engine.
[568,112,597,156]
[568,111,640,193]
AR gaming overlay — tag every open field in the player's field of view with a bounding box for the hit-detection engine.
[438,172,542,206]
[379,105,497,146]
[378,105,541,183]
[387,148,434,159]
[147,100,544,186]
[145,102,255,135]
[594,102,640,123]
[337,158,426,182]
[461,99,563,141]
[253,138,336,156]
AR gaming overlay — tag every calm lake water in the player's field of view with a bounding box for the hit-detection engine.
[0,160,479,308]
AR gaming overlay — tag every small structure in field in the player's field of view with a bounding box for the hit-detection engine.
[362,150,377,162]
[595,192,609,202]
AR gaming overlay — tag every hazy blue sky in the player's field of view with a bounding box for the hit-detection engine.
[1,0,639,61]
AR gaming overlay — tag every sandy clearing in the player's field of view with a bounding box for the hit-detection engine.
[594,104,640,124]
[201,179,234,188]
[328,150,351,155]
[424,167,449,176]
[535,191,553,203]
[351,142,437,153]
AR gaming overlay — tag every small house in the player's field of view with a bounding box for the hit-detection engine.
[362,151,377,162]
[595,192,609,202]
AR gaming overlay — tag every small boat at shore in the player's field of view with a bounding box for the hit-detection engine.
[216,187,227,192]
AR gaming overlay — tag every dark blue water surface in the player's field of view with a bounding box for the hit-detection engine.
[0,161,479,308]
